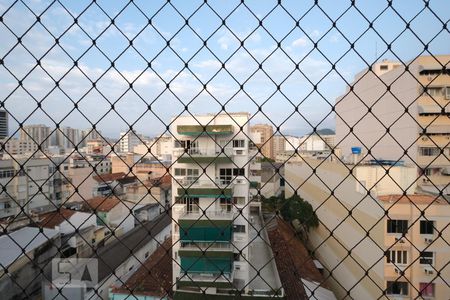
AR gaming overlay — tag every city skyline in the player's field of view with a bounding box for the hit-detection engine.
[1,1,449,137]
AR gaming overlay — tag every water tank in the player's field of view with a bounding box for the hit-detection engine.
[351,147,362,154]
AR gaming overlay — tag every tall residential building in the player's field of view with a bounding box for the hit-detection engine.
[118,130,141,153]
[19,124,51,149]
[52,127,83,149]
[0,110,8,139]
[285,159,449,299]
[171,113,282,298]
[335,55,450,195]
[272,135,286,158]
[250,124,274,159]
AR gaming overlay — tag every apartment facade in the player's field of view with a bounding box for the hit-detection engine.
[0,109,8,139]
[335,55,450,195]
[118,130,141,153]
[250,123,274,159]
[0,157,63,220]
[171,113,256,297]
[285,159,449,299]
[0,137,38,156]
[19,124,51,149]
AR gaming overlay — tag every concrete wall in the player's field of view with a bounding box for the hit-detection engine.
[285,160,385,299]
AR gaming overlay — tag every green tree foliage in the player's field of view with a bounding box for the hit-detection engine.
[263,194,319,231]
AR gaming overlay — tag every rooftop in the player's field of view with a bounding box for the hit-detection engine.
[248,211,283,295]
[93,172,127,183]
[378,194,448,205]
[111,238,173,298]
[83,196,122,212]
[95,212,171,282]
[267,217,330,300]
[38,208,76,228]
[0,227,59,268]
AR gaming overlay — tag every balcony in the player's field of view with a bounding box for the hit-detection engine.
[174,148,233,164]
[177,125,234,136]
[177,269,234,289]
[177,179,233,198]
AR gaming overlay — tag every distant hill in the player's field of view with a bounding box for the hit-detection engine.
[309,128,335,135]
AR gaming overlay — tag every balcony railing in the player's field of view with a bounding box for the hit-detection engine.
[180,210,235,221]
[173,147,233,157]
[180,241,233,251]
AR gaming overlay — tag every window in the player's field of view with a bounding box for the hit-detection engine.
[232,139,245,148]
[220,168,245,184]
[233,168,245,176]
[387,220,408,234]
[0,169,15,178]
[183,197,199,213]
[220,198,232,212]
[386,281,408,296]
[233,225,245,233]
[380,65,388,70]
[386,250,408,265]
[145,251,149,259]
[419,283,435,298]
[420,252,434,266]
[420,220,434,235]
[420,147,440,156]
[174,168,186,176]
[446,86,450,99]
[424,87,444,97]
[233,197,245,205]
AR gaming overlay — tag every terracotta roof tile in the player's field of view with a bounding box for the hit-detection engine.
[83,196,122,212]
[111,238,173,298]
[38,208,76,228]
[268,218,327,300]
[93,172,126,183]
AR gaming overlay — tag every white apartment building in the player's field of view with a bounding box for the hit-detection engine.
[171,113,282,298]
[118,130,141,153]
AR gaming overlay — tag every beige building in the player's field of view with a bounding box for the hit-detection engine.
[285,159,449,299]
[272,135,286,158]
[19,124,51,149]
[0,137,38,156]
[335,55,450,195]
[250,124,274,159]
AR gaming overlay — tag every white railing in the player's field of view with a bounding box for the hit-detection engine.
[180,241,232,251]
[176,178,233,188]
[180,210,235,220]
[173,147,233,157]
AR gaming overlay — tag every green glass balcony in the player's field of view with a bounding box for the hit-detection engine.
[180,256,233,275]
[177,187,232,198]
[179,224,233,242]
[177,125,233,136]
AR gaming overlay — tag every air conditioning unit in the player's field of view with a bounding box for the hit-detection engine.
[424,237,433,244]
[424,268,434,275]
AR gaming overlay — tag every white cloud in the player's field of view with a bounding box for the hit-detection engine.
[292,37,308,47]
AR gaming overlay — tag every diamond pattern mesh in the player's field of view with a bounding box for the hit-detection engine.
[0,0,449,299]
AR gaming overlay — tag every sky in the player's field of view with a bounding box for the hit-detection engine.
[0,0,449,138]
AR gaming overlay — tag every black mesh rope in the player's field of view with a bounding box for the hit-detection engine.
[0,0,449,300]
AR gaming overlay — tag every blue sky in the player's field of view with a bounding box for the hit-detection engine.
[0,0,449,138]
